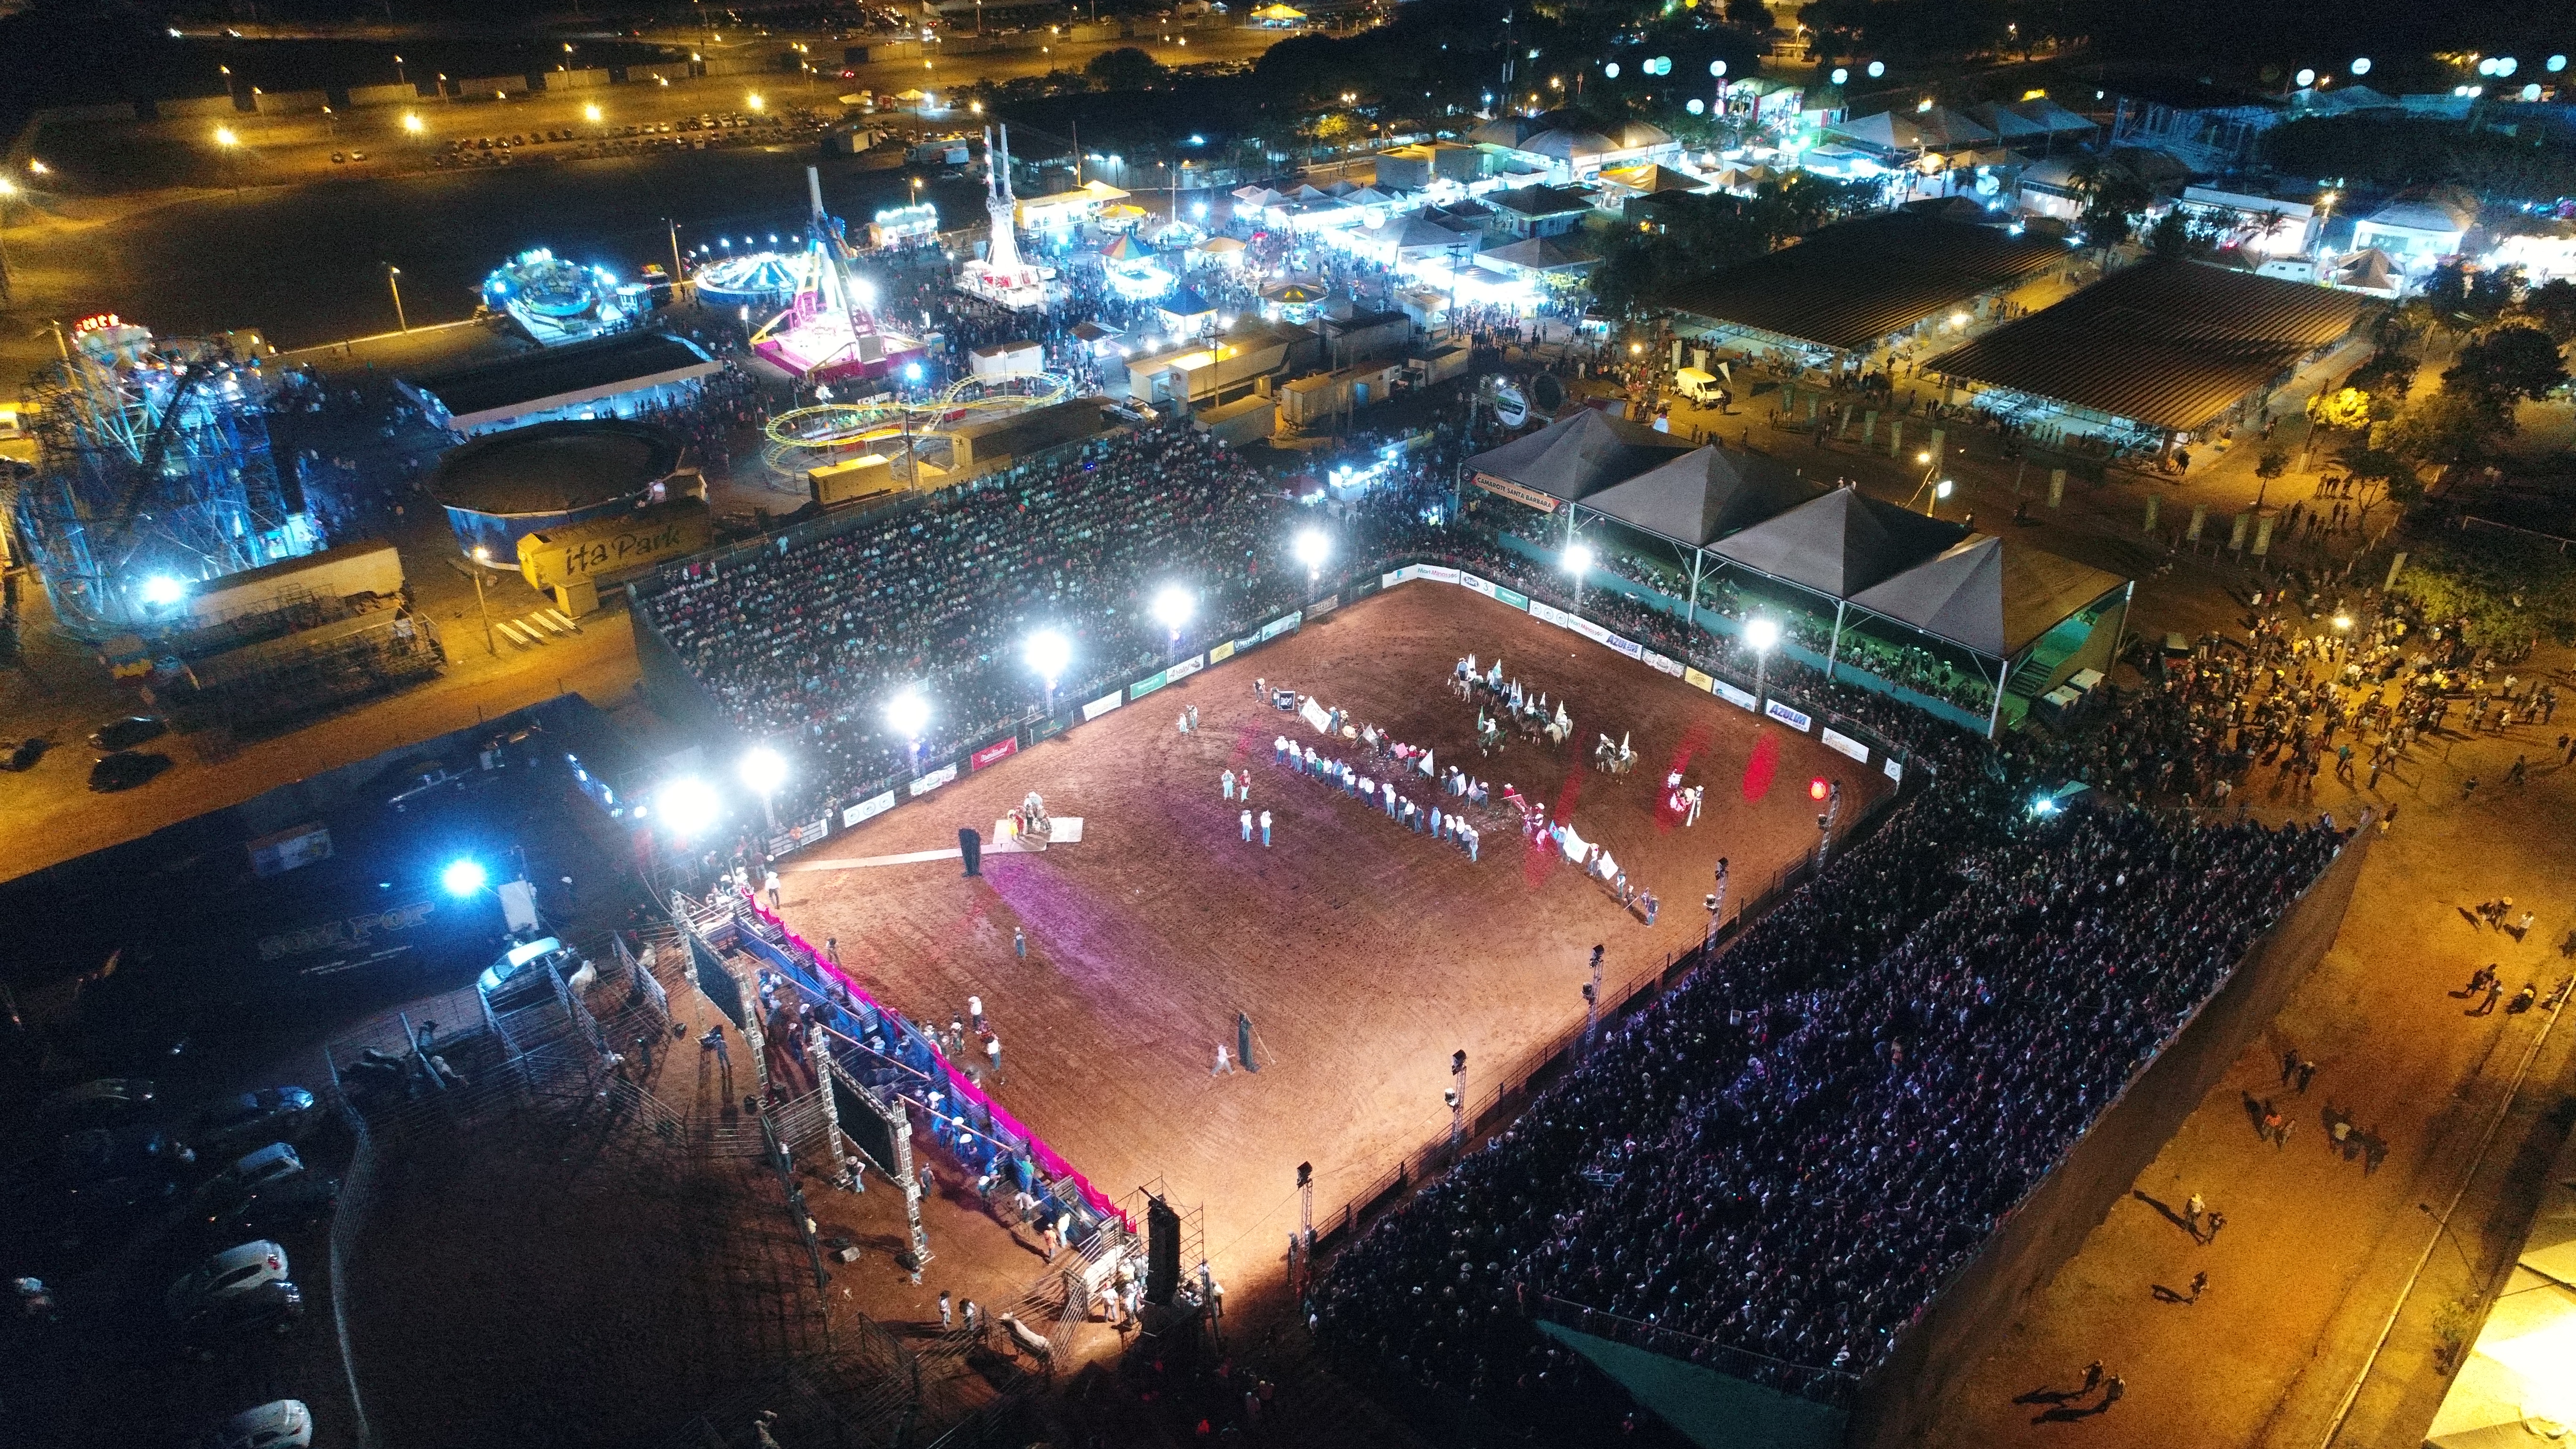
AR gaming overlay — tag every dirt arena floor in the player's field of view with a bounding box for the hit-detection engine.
[777,581,1891,1311]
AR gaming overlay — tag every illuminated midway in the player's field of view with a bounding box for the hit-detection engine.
[751,167,929,384]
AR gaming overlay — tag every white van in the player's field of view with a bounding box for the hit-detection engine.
[1672,367,1725,406]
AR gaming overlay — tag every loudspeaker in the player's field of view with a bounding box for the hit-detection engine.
[1145,1195,1181,1306]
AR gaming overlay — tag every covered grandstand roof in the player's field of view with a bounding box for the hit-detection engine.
[1922,258,2369,433]
[1464,407,1693,504]
[1706,486,1966,598]
[1659,213,2067,353]
[1578,445,1820,546]
[403,331,720,432]
[1848,535,2127,657]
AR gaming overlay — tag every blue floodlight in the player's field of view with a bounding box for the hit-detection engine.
[140,574,187,606]
[441,859,489,897]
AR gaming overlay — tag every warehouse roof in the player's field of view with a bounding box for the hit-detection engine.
[1659,213,2067,353]
[1922,258,2369,433]
[1848,535,2127,657]
[403,331,719,432]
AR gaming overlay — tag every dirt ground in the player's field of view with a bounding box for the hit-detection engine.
[775,580,1890,1319]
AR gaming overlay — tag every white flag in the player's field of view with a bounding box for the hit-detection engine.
[1418,749,1435,777]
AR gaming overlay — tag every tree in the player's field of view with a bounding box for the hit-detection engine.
[1085,47,1166,91]
[2304,387,2371,432]
[2253,445,2287,506]
[1723,0,1773,31]
[2386,389,2506,475]
[2143,208,2215,259]
[2442,323,2568,411]
[2422,261,2519,338]
[2516,278,2576,345]
[2069,156,2151,254]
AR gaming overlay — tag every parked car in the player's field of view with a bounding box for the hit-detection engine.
[186,1088,318,1157]
[89,716,165,750]
[191,1399,313,1449]
[89,749,171,791]
[175,1278,303,1357]
[37,1077,154,1127]
[203,1143,304,1210]
[209,1172,341,1239]
[166,1240,289,1320]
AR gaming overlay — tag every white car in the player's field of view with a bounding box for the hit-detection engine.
[166,1240,289,1320]
[193,1399,313,1449]
[224,1143,305,1192]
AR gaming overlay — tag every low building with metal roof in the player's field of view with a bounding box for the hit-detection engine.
[1658,212,2072,361]
[1921,257,2370,443]
[402,332,722,435]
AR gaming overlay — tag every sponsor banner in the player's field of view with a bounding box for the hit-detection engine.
[1603,633,1644,660]
[1382,571,1405,589]
[909,762,959,797]
[1029,716,1067,743]
[971,736,1020,771]
[1460,574,1498,599]
[767,816,829,857]
[1260,611,1304,641]
[1300,697,1334,734]
[1643,651,1685,677]
[1307,595,1338,619]
[843,790,897,828]
[1167,654,1205,683]
[1469,472,1561,513]
[1529,601,1570,628]
[1568,615,1612,646]
[1494,586,1531,611]
[1683,667,1715,692]
[1883,757,1905,783]
[1210,640,1236,664]
[1713,678,1758,710]
[1819,728,1870,763]
[1082,690,1125,722]
[1129,668,1171,701]
[1764,699,1814,732]
[1233,633,1264,655]
[1419,565,1461,584]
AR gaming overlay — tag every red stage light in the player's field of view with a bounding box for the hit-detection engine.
[1809,778,1829,802]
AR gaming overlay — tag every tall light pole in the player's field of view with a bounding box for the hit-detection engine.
[1581,943,1605,1052]
[887,688,930,777]
[1564,540,1594,615]
[740,745,788,829]
[1446,1048,1467,1151]
[0,176,17,300]
[1024,628,1071,716]
[386,264,408,333]
[1705,859,1728,954]
[213,126,241,191]
[1293,528,1330,597]
[1745,616,1779,714]
[1151,584,1196,660]
[466,544,499,652]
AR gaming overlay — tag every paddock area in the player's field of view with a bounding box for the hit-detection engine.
[776,581,1892,1309]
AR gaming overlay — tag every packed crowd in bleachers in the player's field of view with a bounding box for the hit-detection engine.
[640,423,1317,824]
[1312,767,2345,1402]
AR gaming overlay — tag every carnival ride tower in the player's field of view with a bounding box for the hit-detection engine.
[11,317,318,639]
[956,125,1051,310]
[752,167,927,383]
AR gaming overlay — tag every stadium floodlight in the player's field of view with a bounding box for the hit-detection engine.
[2351,57,2372,76]
[1867,60,1884,78]
[1745,616,1780,713]
[441,858,489,898]
[1151,584,1197,655]
[1025,629,1072,713]
[1563,540,1596,612]
[657,776,721,838]
[2294,67,2316,89]
[740,746,787,827]
[1293,528,1331,587]
[2332,613,2353,631]
[140,574,186,606]
[887,688,932,775]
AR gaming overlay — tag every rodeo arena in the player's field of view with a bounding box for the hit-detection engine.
[17,123,2405,1449]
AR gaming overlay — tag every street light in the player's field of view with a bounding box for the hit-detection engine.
[386,264,408,333]
[462,546,496,655]
[1745,616,1780,713]
[402,112,425,134]
[1931,478,1954,515]
[740,746,787,828]
[1563,540,1594,613]
[1293,528,1330,590]
[584,102,603,122]
[747,92,765,111]
[1024,629,1071,715]
[887,688,931,776]
[140,574,186,606]
[1151,584,1196,656]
